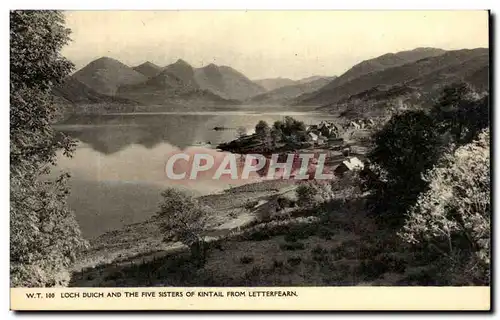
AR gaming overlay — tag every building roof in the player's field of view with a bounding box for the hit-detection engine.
[308,132,318,140]
[341,157,364,171]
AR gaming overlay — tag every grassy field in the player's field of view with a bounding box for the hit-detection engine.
[70,184,440,287]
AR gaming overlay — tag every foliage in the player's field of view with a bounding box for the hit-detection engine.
[296,181,337,210]
[155,188,210,264]
[239,255,254,264]
[273,116,308,143]
[362,82,489,226]
[280,242,305,251]
[254,120,274,151]
[399,129,490,284]
[362,110,443,224]
[296,182,318,208]
[10,10,88,287]
[431,82,489,145]
[255,120,270,137]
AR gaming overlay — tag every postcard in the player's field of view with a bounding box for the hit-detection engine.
[9,10,491,311]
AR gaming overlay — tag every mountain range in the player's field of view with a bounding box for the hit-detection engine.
[249,77,336,105]
[57,58,272,108]
[294,48,488,117]
[54,46,488,115]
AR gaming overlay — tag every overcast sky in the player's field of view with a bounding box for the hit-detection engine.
[62,11,489,80]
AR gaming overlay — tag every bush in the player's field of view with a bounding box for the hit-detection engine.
[280,242,305,251]
[239,256,254,264]
[311,245,328,262]
[243,229,272,241]
[296,182,333,208]
[317,226,335,240]
[287,256,302,266]
[272,259,284,269]
[244,200,259,210]
[362,83,489,226]
[296,183,317,207]
[362,110,443,224]
[399,129,490,285]
[155,188,210,265]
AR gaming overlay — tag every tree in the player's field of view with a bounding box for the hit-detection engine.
[272,116,308,143]
[362,110,443,224]
[254,120,274,151]
[236,126,247,138]
[296,181,333,208]
[155,188,210,266]
[399,129,490,285]
[10,11,87,287]
[431,82,489,145]
[255,120,270,136]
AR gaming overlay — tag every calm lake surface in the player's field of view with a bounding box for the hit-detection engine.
[54,108,339,239]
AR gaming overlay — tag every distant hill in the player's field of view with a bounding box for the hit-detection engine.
[133,61,162,78]
[295,48,487,108]
[53,77,136,105]
[297,75,337,84]
[254,78,297,91]
[73,57,147,96]
[194,64,266,100]
[116,60,238,106]
[249,77,333,105]
[332,47,446,88]
[464,65,489,93]
[314,48,489,118]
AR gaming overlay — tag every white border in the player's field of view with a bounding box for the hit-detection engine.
[1,1,498,319]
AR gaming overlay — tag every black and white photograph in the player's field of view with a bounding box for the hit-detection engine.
[8,9,491,310]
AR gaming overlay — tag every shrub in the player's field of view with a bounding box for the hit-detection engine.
[317,226,335,240]
[272,259,284,269]
[239,256,254,264]
[280,242,305,251]
[362,84,489,226]
[399,129,490,284]
[363,110,443,224]
[296,183,317,207]
[283,233,298,243]
[287,256,302,266]
[311,245,328,262]
[244,200,259,210]
[359,259,390,281]
[243,229,272,241]
[155,188,210,265]
[296,182,333,208]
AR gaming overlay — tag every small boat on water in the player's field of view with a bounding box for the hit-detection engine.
[213,126,234,131]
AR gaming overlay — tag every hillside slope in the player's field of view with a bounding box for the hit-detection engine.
[116,60,238,106]
[332,47,446,87]
[296,48,488,108]
[249,77,333,105]
[133,61,162,78]
[254,78,297,91]
[53,77,137,105]
[325,49,489,118]
[72,57,147,96]
[194,64,266,100]
[294,47,447,106]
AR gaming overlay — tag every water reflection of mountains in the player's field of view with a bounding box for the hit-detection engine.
[57,113,237,154]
